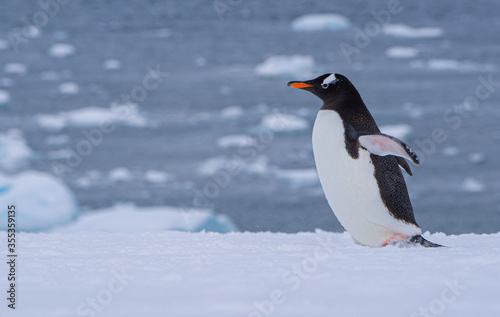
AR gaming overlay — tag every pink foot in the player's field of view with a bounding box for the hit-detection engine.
[380,234,409,247]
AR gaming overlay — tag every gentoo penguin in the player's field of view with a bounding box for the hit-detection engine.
[288,73,441,247]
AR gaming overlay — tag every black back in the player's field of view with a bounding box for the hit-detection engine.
[289,74,418,226]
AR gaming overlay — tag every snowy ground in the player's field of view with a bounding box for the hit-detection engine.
[0,231,499,317]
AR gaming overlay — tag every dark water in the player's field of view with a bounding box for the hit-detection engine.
[1,0,499,234]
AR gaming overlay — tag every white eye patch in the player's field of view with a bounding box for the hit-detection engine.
[322,73,337,86]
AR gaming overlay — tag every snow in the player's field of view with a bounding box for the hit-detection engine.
[0,129,33,171]
[216,134,257,149]
[0,89,10,105]
[0,230,498,317]
[383,24,443,38]
[255,55,315,78]
[52,204,237,233]
[144,170,171,184]
[58,81,80,94]
[261,113,309,133]
[291,13,351,32]
[274,168,319,188]
[385,46,419,59]
[102,59,122,70]
[380,124,412,140]
[49,43,76,58]
[4,63,27,75]
[0,171,78,231]
[37,105,147,131]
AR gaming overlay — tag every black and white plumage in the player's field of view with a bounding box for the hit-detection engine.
[288,73,441,247]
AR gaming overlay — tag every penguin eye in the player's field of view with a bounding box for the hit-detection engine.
[321,83,329,89]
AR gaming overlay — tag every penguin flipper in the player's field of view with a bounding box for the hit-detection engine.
[395,156,413,176]
[357,133,420,165]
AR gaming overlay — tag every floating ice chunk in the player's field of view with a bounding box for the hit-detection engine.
[385,46,419,59]
[102,59,122,70]
[383,24,443,38]
[0,171,78,231]
[37,105,147,131]
[197,155,269,177]
[24,25,41,38]
[291,14,350,32]
[108,167,132,182]
[0,129,32,171]
[49,43,75,58]
[0,39,8,50]
[58,82,79,94]
[261,113,309,133]
[462,177,485,192]
[4,63,27,75]
[0,90,10,105]
[144,170,171,184]
[37,114,66,132]
[220,106,243,118]
[468,152,486,165]
[275,168,319,188]
[52,204,238,233]
[194,56,207,67]
[426,59,495,72]
[255,55,315,78]
[380,124,412,140]
[216,134,257,149]
[197,157,231,176]
[443,146,459,157]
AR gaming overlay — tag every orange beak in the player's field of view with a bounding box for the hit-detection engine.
[287,82,313,89]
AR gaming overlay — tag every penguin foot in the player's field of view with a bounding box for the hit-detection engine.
[380,234,409,247]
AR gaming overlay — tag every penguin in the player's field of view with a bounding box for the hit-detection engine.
[288,73,442,248]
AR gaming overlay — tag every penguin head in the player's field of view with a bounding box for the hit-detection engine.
[287,73,361,107]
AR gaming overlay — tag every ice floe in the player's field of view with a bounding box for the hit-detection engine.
[383,24,443,38]
[4,63,27,75]
[52,203,237,233]
[461,177,485,193]
[0,90,10,105]
[0,170,78,231]
[37,104,147,131]
[216,134,257,149]
[274,168,319,188]
[49,43,76,58]
[102,59,122,70]
[261,113,309,133]
[58,81,79,94]
[255,55,315,78]
[0,129,33,171]
[385,46,419,59]
[380,124,412,140]
[291,13,351,32]
[144,170,171,184]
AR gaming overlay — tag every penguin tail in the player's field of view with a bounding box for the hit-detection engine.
[409,235,444,248]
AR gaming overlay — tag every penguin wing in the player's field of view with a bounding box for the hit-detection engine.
[357,133,420,165]
[395,156,413,176]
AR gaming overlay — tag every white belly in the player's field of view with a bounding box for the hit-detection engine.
[312,110,421,247]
